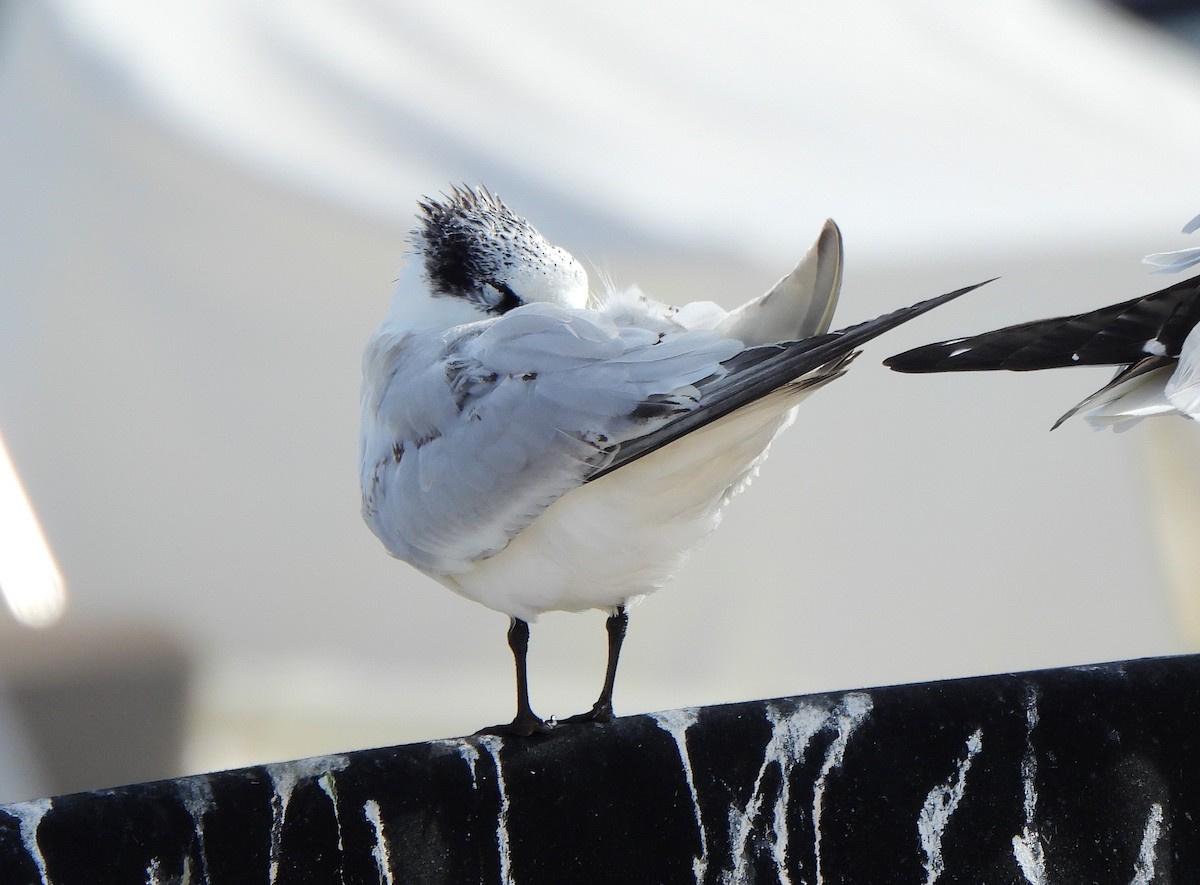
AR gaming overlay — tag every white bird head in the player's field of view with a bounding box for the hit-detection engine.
[389,186,589,332]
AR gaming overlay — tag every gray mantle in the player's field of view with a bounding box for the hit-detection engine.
[2,655,1197,883]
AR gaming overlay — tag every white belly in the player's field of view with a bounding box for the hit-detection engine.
[438,395,802,621]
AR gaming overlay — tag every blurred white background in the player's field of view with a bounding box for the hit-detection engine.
[2,0,1199,803]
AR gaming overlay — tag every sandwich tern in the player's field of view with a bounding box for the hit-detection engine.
[361,186,984,734]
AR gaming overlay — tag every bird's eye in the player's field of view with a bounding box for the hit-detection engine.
[486,280,523,314]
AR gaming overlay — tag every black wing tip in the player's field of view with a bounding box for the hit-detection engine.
[880,279,1004,373]
[883,343,965,373]
[884,269,1200,374]
[923,277,998,303]
[826,277,997,358]
[882,276,997,325]
[873,278,997,323]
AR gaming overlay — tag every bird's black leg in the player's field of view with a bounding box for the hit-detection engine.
[561,606,628,725]
[477,618,552,737]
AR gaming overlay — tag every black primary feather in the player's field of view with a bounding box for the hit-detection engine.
[885,273,1200,374]
[589,279,992,481]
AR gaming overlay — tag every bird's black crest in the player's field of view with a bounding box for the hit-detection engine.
[413,186,535,314]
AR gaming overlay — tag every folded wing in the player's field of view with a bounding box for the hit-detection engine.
[885,275,1200,373]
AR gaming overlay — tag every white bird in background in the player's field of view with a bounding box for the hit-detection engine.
[361,186,984,735]
[886,219,1200,430]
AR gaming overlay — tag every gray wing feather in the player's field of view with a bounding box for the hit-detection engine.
[362,303,741,573]
[365,282,985,571]
[591,279,991,479]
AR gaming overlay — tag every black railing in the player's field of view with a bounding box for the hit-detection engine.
[2,655,1197,883]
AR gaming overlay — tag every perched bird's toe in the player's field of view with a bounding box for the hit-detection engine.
[558,702,615,726]
[475,712,555,738]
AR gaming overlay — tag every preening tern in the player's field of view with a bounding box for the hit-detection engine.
[361,186,984,734]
